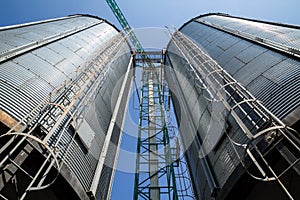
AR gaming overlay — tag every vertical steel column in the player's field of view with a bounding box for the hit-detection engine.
[148,71,160,200]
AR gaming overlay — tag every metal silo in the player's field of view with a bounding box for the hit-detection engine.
[0,15,132,200]
[165,13,300,200]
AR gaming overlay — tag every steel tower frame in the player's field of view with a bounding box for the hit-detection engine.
[133,60,178,200]
[105,1,180,199]
[106,0,152,67]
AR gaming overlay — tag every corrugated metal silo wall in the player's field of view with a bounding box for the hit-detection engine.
[0,15,132,196]
[165,14,300,199]
[0,15,120,123]
[180,14,300,121]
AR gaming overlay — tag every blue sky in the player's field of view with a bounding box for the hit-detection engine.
[1,0,300,29]
[2,0,300,50]
[1,0,300,199]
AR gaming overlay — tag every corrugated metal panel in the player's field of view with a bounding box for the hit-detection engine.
[77,119,96,149]
[247,75,275,101]
[60,131,94,189]
[61,38,82,52]
[235,50,285,86]
[0,16,102,54]
[218,35,241,51]
[54,58,77,78]
[16,31,45,42]
[72,34,94,51]
[84,103,107,149]
[181,19,300,121]
[75,47,90,60]
[218,40,250,66]
[0,81,37,121]
[0,61,35,87]
[223,57,245,75]
[268,83,300,118]
[95,95,112,132]
[47,42,84,67]
[0,35,31,47]
[197,15,300,50]
[32,47,65,66]
[263,58,300,85]
[19,78,54,104]
[234,45,267,64]
[13,53,68,88]
[0,60,54,121]
[0,42,14,52]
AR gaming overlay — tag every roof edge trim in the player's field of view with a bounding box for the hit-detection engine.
[0,15,81,31]
[0,14,120,33]
[179,12,300,31]
[70,14,132,50]
[69,14,121,32]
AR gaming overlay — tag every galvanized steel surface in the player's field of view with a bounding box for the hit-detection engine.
[166,41,247,199]
[196,14,300,51]
[0,16,118,122]
[181,15,300,120]
[0,15,131,197]
[166,14,300,199]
